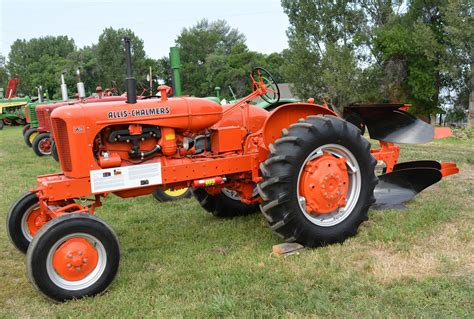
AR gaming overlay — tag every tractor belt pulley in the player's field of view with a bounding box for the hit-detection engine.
[108,127,161,159]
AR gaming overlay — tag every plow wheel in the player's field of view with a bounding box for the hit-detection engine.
[152,187,192,202]
[258,115,377,247]
[26,214,120,301]
[6,192,51,253]
[32,132,52,156]
[193,187,259,218]
[24,128,39,147]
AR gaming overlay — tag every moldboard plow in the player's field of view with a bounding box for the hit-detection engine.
[6,38,458,301]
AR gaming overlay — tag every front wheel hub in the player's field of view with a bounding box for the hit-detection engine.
[52,238,99,281]
[299,153,349,214]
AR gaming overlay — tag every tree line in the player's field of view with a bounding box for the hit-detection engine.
[0,0,472,119]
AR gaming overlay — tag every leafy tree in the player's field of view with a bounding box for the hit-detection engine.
[176,19,246,96]
[0,54,8,93]
[96,27,148,92]
[7,36,76,97]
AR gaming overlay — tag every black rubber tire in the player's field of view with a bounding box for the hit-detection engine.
[344,112,366,135]
[24,128,38,147]
[6,192,40,254]
[32,132,52,156]
[258,115,377,247]
[51,140,59,162]
[26,214,120,302]
[152,187,192,202]
[22,124,31,136]
[0,120,3,130]
[193,188,259,218]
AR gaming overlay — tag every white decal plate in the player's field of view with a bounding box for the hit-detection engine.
[90,163,162,193]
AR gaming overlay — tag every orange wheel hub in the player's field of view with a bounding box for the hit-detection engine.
[299,153,349,214]
[52,238,99,281]
[26,209,50,237]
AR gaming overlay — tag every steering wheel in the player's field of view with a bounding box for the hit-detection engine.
[251,67,280,105]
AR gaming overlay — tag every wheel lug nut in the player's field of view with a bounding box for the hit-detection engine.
[78,251,83,256]
[76,267,81,271]
[67,263,72,268]
[67,254,73,259]
[83,258,88,264]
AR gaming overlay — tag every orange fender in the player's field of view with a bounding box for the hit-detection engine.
[261,103,337,147]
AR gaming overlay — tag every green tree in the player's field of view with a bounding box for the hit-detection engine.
[176,19,246,96]
[281,0,365,109]
[0,53,8,93]
[7,36,76,97]
[96,27,148,92]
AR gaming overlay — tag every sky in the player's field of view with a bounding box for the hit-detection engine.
[0,0,290,60]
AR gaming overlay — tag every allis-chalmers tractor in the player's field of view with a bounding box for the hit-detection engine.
[7,39,458,301]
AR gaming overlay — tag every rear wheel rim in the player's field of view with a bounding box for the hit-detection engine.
[297,144,361,227]
[46,233,106,291]
[164,188,189,197]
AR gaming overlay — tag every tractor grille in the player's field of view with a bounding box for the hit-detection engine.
[52,118,72,171]
[36,109,47,129]
[28,106,37,124]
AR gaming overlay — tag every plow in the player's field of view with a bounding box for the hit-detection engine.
[6,38,458,301]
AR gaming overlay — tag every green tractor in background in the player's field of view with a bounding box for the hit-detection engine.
[0,79,30,129]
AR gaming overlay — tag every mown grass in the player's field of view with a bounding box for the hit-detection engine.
[0,126,473,317]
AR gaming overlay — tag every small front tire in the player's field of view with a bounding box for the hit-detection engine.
[32,132,52,156]
[152,187,192,202]
[24,128,39,147]
[26,214,120,301]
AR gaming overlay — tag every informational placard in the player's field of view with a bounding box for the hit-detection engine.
[90,162,162,193]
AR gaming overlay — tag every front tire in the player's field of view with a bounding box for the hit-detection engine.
[193,188,259,218]
[22,124,31,136]
[24,128,39,147]
[258,115,377,247]
[6,192,48,253]
[32,132,52,156]
[26,214,120,301]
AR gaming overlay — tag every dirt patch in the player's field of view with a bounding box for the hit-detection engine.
[367,223,473,284]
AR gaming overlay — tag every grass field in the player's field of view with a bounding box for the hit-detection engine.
[0,126,473,317]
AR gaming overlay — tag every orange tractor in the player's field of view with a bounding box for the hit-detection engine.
[7,39,458,301]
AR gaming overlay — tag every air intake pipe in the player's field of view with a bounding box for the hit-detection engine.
[123,37,137,104]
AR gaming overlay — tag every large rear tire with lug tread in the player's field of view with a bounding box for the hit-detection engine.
[24,128,39,147]
[6,192,48,254]
[32,132,52,156]
[26,213,120,302]
[193,188,259,218]
[152,187,192,202]
[258,115,377,247]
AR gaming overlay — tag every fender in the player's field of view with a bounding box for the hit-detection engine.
[261,102,336,147]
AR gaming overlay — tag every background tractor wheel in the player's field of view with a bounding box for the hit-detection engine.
[24,128,39,147]
[152,187,192,202]
[22,124,31,136]
[32,132,52,156]
[258,115,377,247]
[6,192,49,253]
[0,120,3,130]
[26,213,120,302]
[193,187,259,218]
[51,140,59,162]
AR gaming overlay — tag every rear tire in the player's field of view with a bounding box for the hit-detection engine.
[152,187,192,202]
[24,128,38,147]
[32,132,52,156]
[193,188,259,218]
[258,115,377,247]
[26,214,120,301]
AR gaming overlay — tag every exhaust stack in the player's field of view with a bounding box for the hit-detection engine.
[123,37,137,104]
[76,69,86,99]
[37,86,44,102]
[60,74,68,101]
